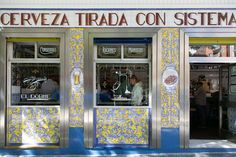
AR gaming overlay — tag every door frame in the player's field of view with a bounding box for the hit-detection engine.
[180,28,236,148]
[83,28,161,148]
[0,28,69,148]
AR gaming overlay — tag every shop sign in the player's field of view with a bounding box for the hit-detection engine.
[0,10,236,27]
[102,47,116,55]
[127,48,144,54]
[21,93,50,101]
[23,76,47,91]
[124,45,147,58]
[39,46,57,55]
[38,45,59,58]
[97,45,121,58]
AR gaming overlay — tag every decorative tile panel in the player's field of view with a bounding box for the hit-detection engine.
[7,107,60,144]
[68,28,84,127]
[7,107,22,143]
[96,108,149,145]
[160,28,180,128]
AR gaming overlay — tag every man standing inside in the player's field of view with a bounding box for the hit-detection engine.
[194,81,207,127]
[130,75,143,106]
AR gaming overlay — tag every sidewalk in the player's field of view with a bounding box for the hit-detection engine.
[3,153,236,157]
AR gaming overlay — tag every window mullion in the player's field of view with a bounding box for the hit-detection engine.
[35,42,37,59]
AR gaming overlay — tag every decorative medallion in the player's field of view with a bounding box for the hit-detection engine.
[162,64,178,93]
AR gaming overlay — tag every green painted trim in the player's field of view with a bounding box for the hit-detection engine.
[190,37,236,45]
[6,38,60,42]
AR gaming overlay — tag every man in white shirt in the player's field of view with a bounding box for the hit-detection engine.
[130,75,143,106]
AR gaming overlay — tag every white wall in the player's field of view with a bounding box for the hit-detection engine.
[0,0,236,9]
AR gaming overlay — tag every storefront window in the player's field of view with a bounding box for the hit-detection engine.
[6,38,62,147]
[189,38,236,57]
[13,42,35,58]
[94,38,151,107]
[96,63,149,106]
[8,39,60,106]
[11,63,60,106]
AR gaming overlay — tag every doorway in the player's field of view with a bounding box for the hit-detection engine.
[190,64,222,139]
[179,34,236,148]
[189,63,236,147]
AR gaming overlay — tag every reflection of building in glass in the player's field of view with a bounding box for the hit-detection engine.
[189,45,230,57]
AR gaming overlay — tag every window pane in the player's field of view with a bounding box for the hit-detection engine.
[230,85,236,93]
[234,45,236,56]
[96,63,149,106]
[13,42,35,58]
[97,45,121,58]
[189,45,231,57]
[37,42,60,58]
[124,44,148,58]
[231,65,236,75]
[11,63,60,106]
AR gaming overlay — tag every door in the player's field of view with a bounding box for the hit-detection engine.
[220,64,236,142]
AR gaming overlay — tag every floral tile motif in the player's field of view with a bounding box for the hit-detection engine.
[69,28,84,68]
[68,28,84,128]
[7,107,22,143]
[7,107,60,144]
[96,108,149,145]
[160,28,180,128]
[69,106,84,127]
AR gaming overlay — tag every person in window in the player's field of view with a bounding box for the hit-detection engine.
[99,79,113,103]
[41,78,59,101]
[129,75,143,106]
[194,81,207,128]
[198,75,210,93]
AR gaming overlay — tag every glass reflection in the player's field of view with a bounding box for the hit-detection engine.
[189,45,232,57]
[13,42,35,58]
[96,63,149,106]
[11,63,60,106]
